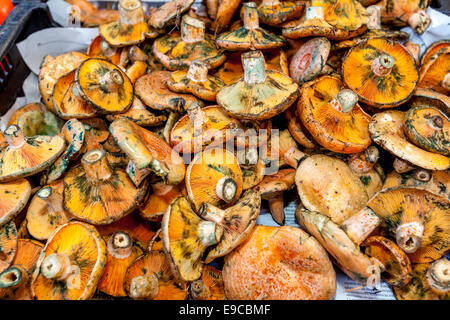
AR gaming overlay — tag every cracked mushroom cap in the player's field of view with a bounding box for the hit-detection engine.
[124,250,188,300]
[162,196,223,282]
[75,58,134,114]
[217,50,299,120]
[0,125,65,183]
[223,225,336,299]
[0,221,17,273]
[199,189,261,263]
[295,154,368,225]
[170,105,242,154]
[190,265,226,300]
[63,148,148,225]
[0,239,43,300]
[367,187,450,263]
[139,181,184,221]
[38,51,88,112]
[296,208,382,285]
[418,46,450,95]
[148,0,194,29]
[153,15,226,70]
[257,0,304,26]
[342,38,418,108]
[0,179,30,228]
[135,71,202,112]
[109,118,186,185]
[369,110,450,170]
[186,147,243,212]
[299,75,371,154]
[98,231,143,297]
[31,221,107,300]
[99,0,148,47]
[26,181,71,241]
[216,2,286,51]
[378,0,430,35]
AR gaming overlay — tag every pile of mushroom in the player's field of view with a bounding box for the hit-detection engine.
[0,0,448,300]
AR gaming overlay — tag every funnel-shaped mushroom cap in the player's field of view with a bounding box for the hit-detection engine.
[7,103,44,127]
[282,5,334,39]
[186,148,243,211]
[0,179,30,227]
[257,0,304,26]
[369,111,450,170]
[38,51,88,112]
[13,110,62,137]
[153,15,226,70]
[299,75,371,154]
[295,154,368,225]
[148,0,194,29]
[322,0,367,31]
[0,239,43,300]
[418,46,450,95]
[162,197,223,281]
[167,61,225,101]
[109,118,186,185]
[52,70,97,119]
[135,71,202,112]
[216,2,286,50]
[217,51,299,120]
[368,187,450,263]
[0,221,17,273]
[199,189,261,263]
[99,0,148,47]
[394,260,449,300]
[378,0,431,35]
[0,125,65,183]
[75,58,134,114]
[98,232,143,297]
[223,225,336,299]
[404,106,449,156]
[170,105,242,154]
[63,148,148,225]
[190,265,226,300]
[106,98,167,128]
[296,208,381,285]
[362,236,412,287]
[26,181,70,241]
[342,38,418,108]
[124,250,188,300]
[31,222,107,300]
[139,182,184,221]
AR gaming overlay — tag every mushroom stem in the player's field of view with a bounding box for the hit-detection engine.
[371,54,395,77]
[37,187,64,213]
[393,158,415,173]
[128,45,148,62]
[99,69,124,93]
[404,41,420,64]
[190,280,210,300]
[242,50,266,84]
[199,203,225,225]
[119,0,144,25]
[41,252,73,281]
[284,147,306,168]
[108,231,133,259]
[181,15,206,43]
[216,177,238,203]
[129,274,159,299]
[341,207,380,245]
[4,125,26,148]
[262,0,280,6]
[82,149,113,181]
[198,221,223,246]
[443,73,450,91]
[407,10,430,35]
[330,89,358,113]
[366,5,381,30]
[305,3,325,20]
[348,146,379,174]
[426,258,450,294]
[269,194,285,225]
[413,169,431,182]
[100,40,117,58]
[0,266,27,290]
[395,221,424,254]
[243,2,260,30]
[187,61,209,83]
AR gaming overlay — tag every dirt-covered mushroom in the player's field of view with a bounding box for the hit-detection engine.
[217,50,299,120]
[26,181,70,241]
[75,58,134,114]
[368,187,450,263]
[153,14,226,70]
[148,0,194,29]
[223,225,336,299]
[216,2,285,50]
[299,75,371,154]
[0,125,65,183]
[63,148,148,225]
[418,46,450,95]
[369,111,450,170]
[190,265,226,300]
[0,221,17,273]
[185,147,243,211]
[31,221,107,300]
[162,196,223,281]
[99,0,148,47]
[0,179,30,228]
[342,38,419,108]
[124,250,188,300]
[109,118,186,185]
[139,182,184,221]
[257,0,304,26]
